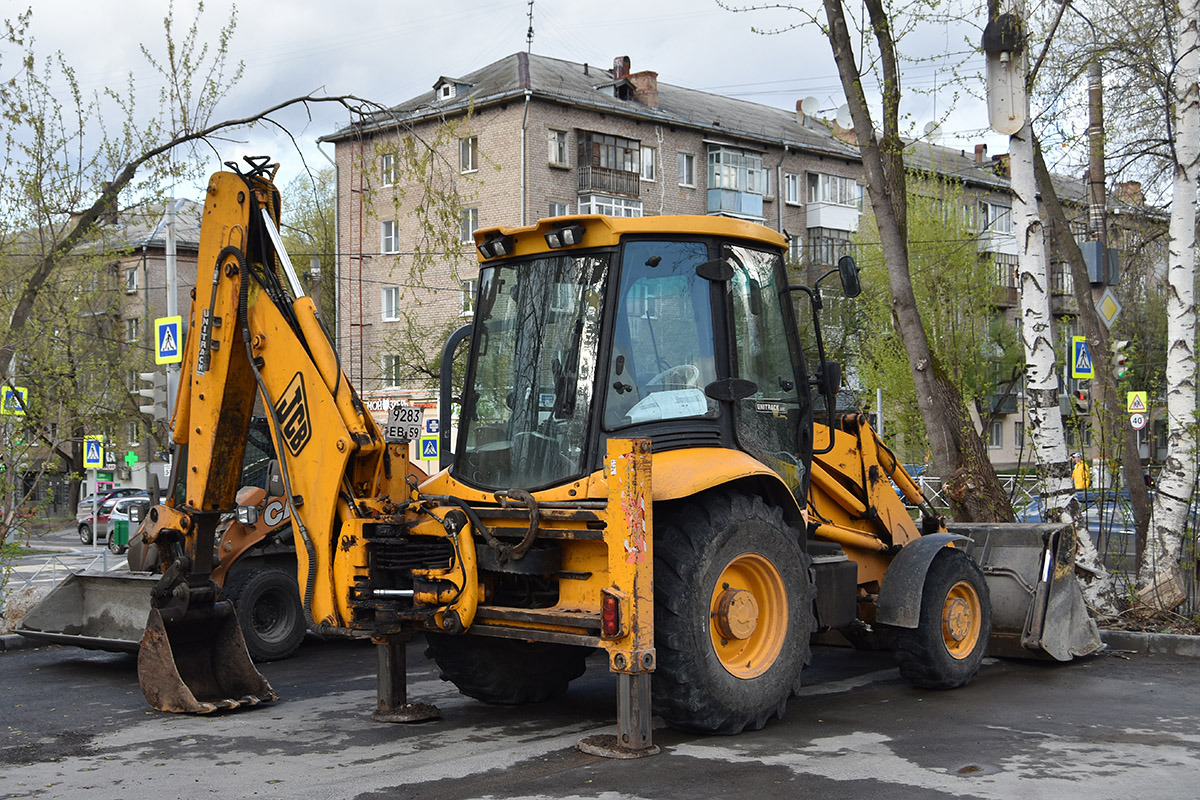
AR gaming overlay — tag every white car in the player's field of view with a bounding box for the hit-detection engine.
[104,495,150,554]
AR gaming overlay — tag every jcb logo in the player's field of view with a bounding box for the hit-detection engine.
[275,373,311,456]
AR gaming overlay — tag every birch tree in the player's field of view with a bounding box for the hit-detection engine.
[1137,0,1200,611]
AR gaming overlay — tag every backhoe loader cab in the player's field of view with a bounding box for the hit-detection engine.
[459,216,816,505]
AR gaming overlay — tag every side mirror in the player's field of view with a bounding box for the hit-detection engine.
[837,255,861,298]
[816,360,843,397]
[266,460,285,498]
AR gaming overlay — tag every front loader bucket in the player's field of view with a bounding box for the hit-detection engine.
[948,522,1103,661]
[138,600,279,714]
[16,573,156,651]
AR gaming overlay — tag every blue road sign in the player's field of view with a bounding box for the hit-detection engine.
[155,315,183,365]
[420,436,439,460]
[1070,336,1094,379]
[0,385,27,416]
[83,435,104,469]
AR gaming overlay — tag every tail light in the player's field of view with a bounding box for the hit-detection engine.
[601,590,623,638]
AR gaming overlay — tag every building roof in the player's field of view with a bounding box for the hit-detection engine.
[326,51,1121,211]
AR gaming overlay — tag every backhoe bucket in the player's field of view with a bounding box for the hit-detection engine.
[948,522,1103,661]
[138,600,278,714]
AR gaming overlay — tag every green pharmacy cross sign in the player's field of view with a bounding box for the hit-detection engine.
[125,451,139,465]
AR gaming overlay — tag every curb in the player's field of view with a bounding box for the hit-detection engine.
[1100,629,1200,658]
[0,633,34,652]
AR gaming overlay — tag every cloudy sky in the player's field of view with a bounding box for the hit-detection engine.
[9,0,1002,191]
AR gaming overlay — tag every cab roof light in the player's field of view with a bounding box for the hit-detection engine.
[544,223,585,249]
[477,234,515,260]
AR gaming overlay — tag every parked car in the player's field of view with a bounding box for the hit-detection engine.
[77,488,144,543]
[105,495,150,554]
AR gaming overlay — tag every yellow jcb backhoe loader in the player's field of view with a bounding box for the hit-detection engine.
[131,158,1099,758]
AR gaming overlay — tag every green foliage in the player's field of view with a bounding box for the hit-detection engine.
[281,167,337,326]
[853,171,1022,461]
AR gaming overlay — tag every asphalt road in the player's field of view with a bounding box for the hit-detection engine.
[2,635,1198,800]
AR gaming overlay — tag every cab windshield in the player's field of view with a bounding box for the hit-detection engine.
[455,252,609,490]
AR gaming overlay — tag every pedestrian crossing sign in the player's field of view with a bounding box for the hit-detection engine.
[83,435,104,469]
[155,315,183,365]
[1127,391,1148,413]
[419,436,439,460]
[0,385,27,415]
[1070,336,1094,379]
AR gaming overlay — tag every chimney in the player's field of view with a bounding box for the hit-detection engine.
[975,143,988,163]
[1115,180,1144,206]
[628,70,659,108]
[613,56,630,81]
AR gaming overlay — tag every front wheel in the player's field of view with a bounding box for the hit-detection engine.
[222,563,306,662]
[654,490,814,734]
[892,548,991,689]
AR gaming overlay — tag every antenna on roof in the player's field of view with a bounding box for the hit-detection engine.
[527,0,534,53]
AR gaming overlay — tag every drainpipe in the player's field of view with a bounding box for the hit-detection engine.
[318,141,340,351]
[521,89,532,225]
[776,144,789,233]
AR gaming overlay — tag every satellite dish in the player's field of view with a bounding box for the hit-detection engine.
[924,121,942,141]
[835,103,854,129]
[800,96,820,116]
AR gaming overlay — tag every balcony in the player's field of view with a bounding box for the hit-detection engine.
[805,201,860,232]
[991,285,1019,307]
[706,188,763,219]
[578,166,639,198]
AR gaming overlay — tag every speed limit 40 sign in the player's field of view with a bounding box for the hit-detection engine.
[1130,412,1147,431]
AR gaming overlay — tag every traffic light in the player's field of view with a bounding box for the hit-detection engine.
[136,370,169,421]
[1111,340,1131,380]
[1071,385,1091,415]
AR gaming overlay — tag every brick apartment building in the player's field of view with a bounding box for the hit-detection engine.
[320,51,1159,473]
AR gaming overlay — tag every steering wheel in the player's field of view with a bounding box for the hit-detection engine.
[647,363,701,390]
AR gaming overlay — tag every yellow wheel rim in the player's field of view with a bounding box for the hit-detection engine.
[941,579,983,659]
[709,553,788,678]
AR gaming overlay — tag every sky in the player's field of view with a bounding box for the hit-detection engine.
[7,0,1004,195]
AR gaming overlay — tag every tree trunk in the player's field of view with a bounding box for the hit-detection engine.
[823,0,1013,522]
[1031,141,1153,562]
[1136,0,1200,612]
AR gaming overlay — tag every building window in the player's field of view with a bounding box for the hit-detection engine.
[127,420,140,445]
[578,194,643,217]
[549,129,568,166]
[381,152,398,186]
[980,201,1013,234]
[808,173,863,209]
[460,136,478,173]
[1014,421,1025,451]
[437,83,456,102]
[548,201,571,217]
[460,279,477,316]
[460,207,479,242]
[381,354,402,387]
[988,420,1003,449]
[807,228,854,267]
[640,146,656,181]
[677,152,695,187]
[381,286,400,321]
[124,267,138,294]
[381,220,399,254]
[788,234,803,265]
[784,173,802,205]
[707,146,766,194]
[125,317,139,343]
[579,132,639,173]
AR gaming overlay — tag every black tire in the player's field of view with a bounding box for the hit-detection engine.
[424,635,589,704]
[653,490,815,734]
[78,522,91,543]
[892,548,991,689]
[222,563,306,662]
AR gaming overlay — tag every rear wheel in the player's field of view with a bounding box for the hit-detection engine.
[78,522,92,543]
[222,563,306,662]
[107,534,126,555]
[424,635,589,704]
[654,490,814,734]
[892,548,991,689]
